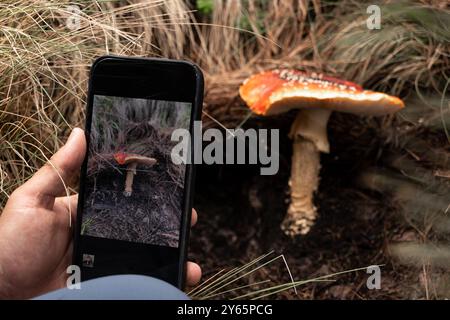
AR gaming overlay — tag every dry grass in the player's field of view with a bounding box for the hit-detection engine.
[0,0,193,205]
[188,251,376,300]
[197,0,449,128]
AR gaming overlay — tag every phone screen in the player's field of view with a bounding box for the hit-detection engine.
[74,57,202,287]
[83,95,191,247]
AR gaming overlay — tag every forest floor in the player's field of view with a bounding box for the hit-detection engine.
[190,113,448,299]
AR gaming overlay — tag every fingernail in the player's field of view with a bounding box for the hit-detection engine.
[66,128,80,145]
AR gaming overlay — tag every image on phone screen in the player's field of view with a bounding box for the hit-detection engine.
[81,95,191,248]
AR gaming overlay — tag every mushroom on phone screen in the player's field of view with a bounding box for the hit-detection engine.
[114,152,157,197]
[240,69,405,236]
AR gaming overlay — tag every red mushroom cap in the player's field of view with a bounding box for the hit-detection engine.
[114,152,127,165]
[114,151,127,164]
[239,69,405,116]
[114,152,157,166]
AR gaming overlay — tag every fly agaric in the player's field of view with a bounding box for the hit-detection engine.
[239,69,405,236]
[114,152,157,196]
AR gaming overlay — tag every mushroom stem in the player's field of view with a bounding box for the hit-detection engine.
[124,162,137,197]
[282,109,331,236]
[288,108,331,153]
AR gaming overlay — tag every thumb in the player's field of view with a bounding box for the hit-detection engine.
[20,128,86,208]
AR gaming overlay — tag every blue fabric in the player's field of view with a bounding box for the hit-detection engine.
[34,275,189,300]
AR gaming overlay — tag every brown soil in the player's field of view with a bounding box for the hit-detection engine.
[83,161,183,247]
[189,112,440,299]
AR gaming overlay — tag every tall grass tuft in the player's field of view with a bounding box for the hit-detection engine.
[0,0,193,206]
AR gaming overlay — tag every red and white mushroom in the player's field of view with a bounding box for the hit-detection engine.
[239,69,405,236]
[114,152,157,196]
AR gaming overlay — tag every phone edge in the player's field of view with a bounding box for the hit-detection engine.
[72,55,205,292]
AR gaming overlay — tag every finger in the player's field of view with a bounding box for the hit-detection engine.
[55,194,79,221]
[191,208,198,227]
[20,128,86,208]
[186,261,202,286]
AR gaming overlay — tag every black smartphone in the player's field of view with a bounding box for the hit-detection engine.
[73,55,203,289]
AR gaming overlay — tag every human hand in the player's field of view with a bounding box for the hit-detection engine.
[0,128,201,299]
